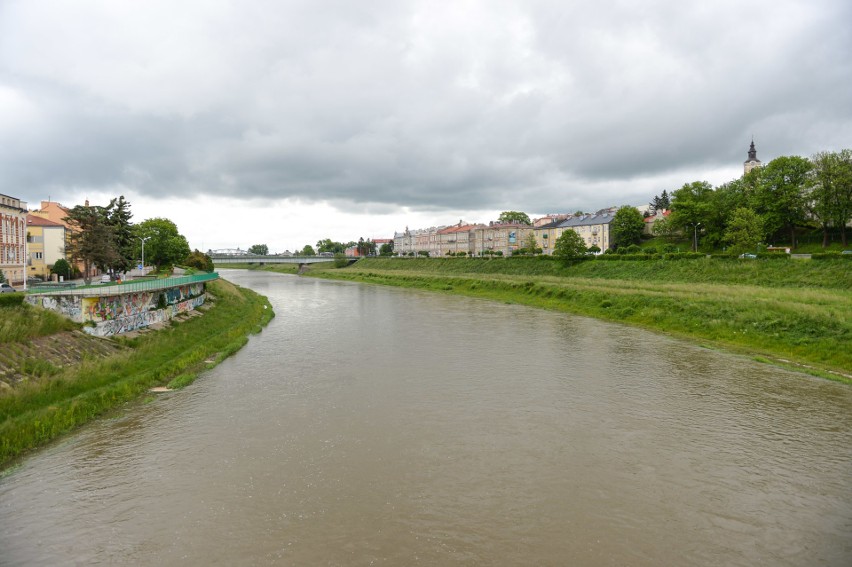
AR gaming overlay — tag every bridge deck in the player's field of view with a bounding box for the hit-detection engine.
[211,255,338,264]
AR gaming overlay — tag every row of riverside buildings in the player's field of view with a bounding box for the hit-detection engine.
[392,208,631,258]
[0,196,99,286]
[390,142,763,257]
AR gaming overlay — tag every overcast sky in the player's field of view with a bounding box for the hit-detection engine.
[2,0,850,252]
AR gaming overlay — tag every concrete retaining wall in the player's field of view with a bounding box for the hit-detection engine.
[26,282,207,337]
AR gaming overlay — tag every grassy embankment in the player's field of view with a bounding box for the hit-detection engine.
[0,279,273,468]
[303,257,851,382]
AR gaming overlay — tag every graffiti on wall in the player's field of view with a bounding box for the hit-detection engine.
[25,295,84,321]
[80,283,205,323]
[83,292,154,322]
[84,295,207,337]
[27,281,209,337]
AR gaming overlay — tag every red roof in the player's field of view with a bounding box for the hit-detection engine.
[438,224,481,235]
[27,215,64,227]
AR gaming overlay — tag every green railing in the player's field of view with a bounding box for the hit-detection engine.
[27,273,219,296]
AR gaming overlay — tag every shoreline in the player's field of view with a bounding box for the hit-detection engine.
[0,278,274,469]
[301,258,851,384]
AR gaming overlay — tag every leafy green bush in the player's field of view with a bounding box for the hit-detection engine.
[333,253,348,268]
[184,250,214,272]
[0,293,25,307]
[812,252,852,260]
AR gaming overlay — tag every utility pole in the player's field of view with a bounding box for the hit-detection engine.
[139,236,151,276]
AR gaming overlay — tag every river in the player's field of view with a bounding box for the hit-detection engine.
[1,270,850,566]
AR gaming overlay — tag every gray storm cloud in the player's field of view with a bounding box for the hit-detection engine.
[1,0,850,213]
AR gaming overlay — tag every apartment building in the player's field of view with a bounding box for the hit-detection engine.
[0,193,28,285]
[559,212,615,251]
[472,221,534,256]
[437,223,483,256]
[394,226,447,256]
[534,218,566,254]
[26,215,66,280]
[533,211,616,254]
[30,199,97,279]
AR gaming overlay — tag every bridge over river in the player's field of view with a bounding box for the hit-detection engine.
[210,254,352,265]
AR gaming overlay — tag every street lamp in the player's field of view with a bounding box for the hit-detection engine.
[139,236,151,275]
[692,223,702,252]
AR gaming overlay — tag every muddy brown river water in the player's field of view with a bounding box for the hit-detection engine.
[1,270,850,566]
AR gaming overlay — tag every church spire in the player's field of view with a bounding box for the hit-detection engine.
[744,138,761,174]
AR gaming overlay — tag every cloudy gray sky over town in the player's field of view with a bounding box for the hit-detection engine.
[2,0,850,252]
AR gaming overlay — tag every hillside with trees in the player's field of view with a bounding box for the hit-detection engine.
[660,149,851,251]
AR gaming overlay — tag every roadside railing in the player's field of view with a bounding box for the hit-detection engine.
[27,273,219,297]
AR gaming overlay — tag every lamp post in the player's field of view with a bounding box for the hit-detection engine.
[139,236,151,275]
[692,223,702,252]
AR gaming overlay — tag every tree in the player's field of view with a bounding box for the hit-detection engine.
[184,250,214,272]
[516,232,539,255]
[301,244,315,256]
[316,239,348,254]
[134,218,191,269]
[669,181,714,228]
[65,204,120,284]
[651,217,676,241]
[723,208,764,255]
[105,196,135,274]
[669,181,714,251]
[809,149,852,247]
[704,177,753,250]
[649,190,671,214]
[751,156,811,248]
[611,206,645,249]
[248,244,269,255]
[356,237,376,256]
[498,211,531,225]
[553,229,587,260]
[379,241,394,256]
[51,258,72,280]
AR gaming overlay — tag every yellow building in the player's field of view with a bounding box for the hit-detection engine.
[472,222,534,256]
[536,212,616,254]
[26,215,66,280]
[534,218,566,255]
[30,199,97,279]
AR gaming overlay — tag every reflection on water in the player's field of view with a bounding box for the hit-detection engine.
[1,271,850,566]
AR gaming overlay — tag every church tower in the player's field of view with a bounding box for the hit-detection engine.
[744,139,762,174]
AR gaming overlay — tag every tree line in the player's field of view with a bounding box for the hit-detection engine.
[651,149,852,252]
[250,237,394,257]
[63,196,208,284]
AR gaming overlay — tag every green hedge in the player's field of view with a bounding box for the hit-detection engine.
[0,293,25,307]
[812,252,852,260]
[593,252,705,261]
